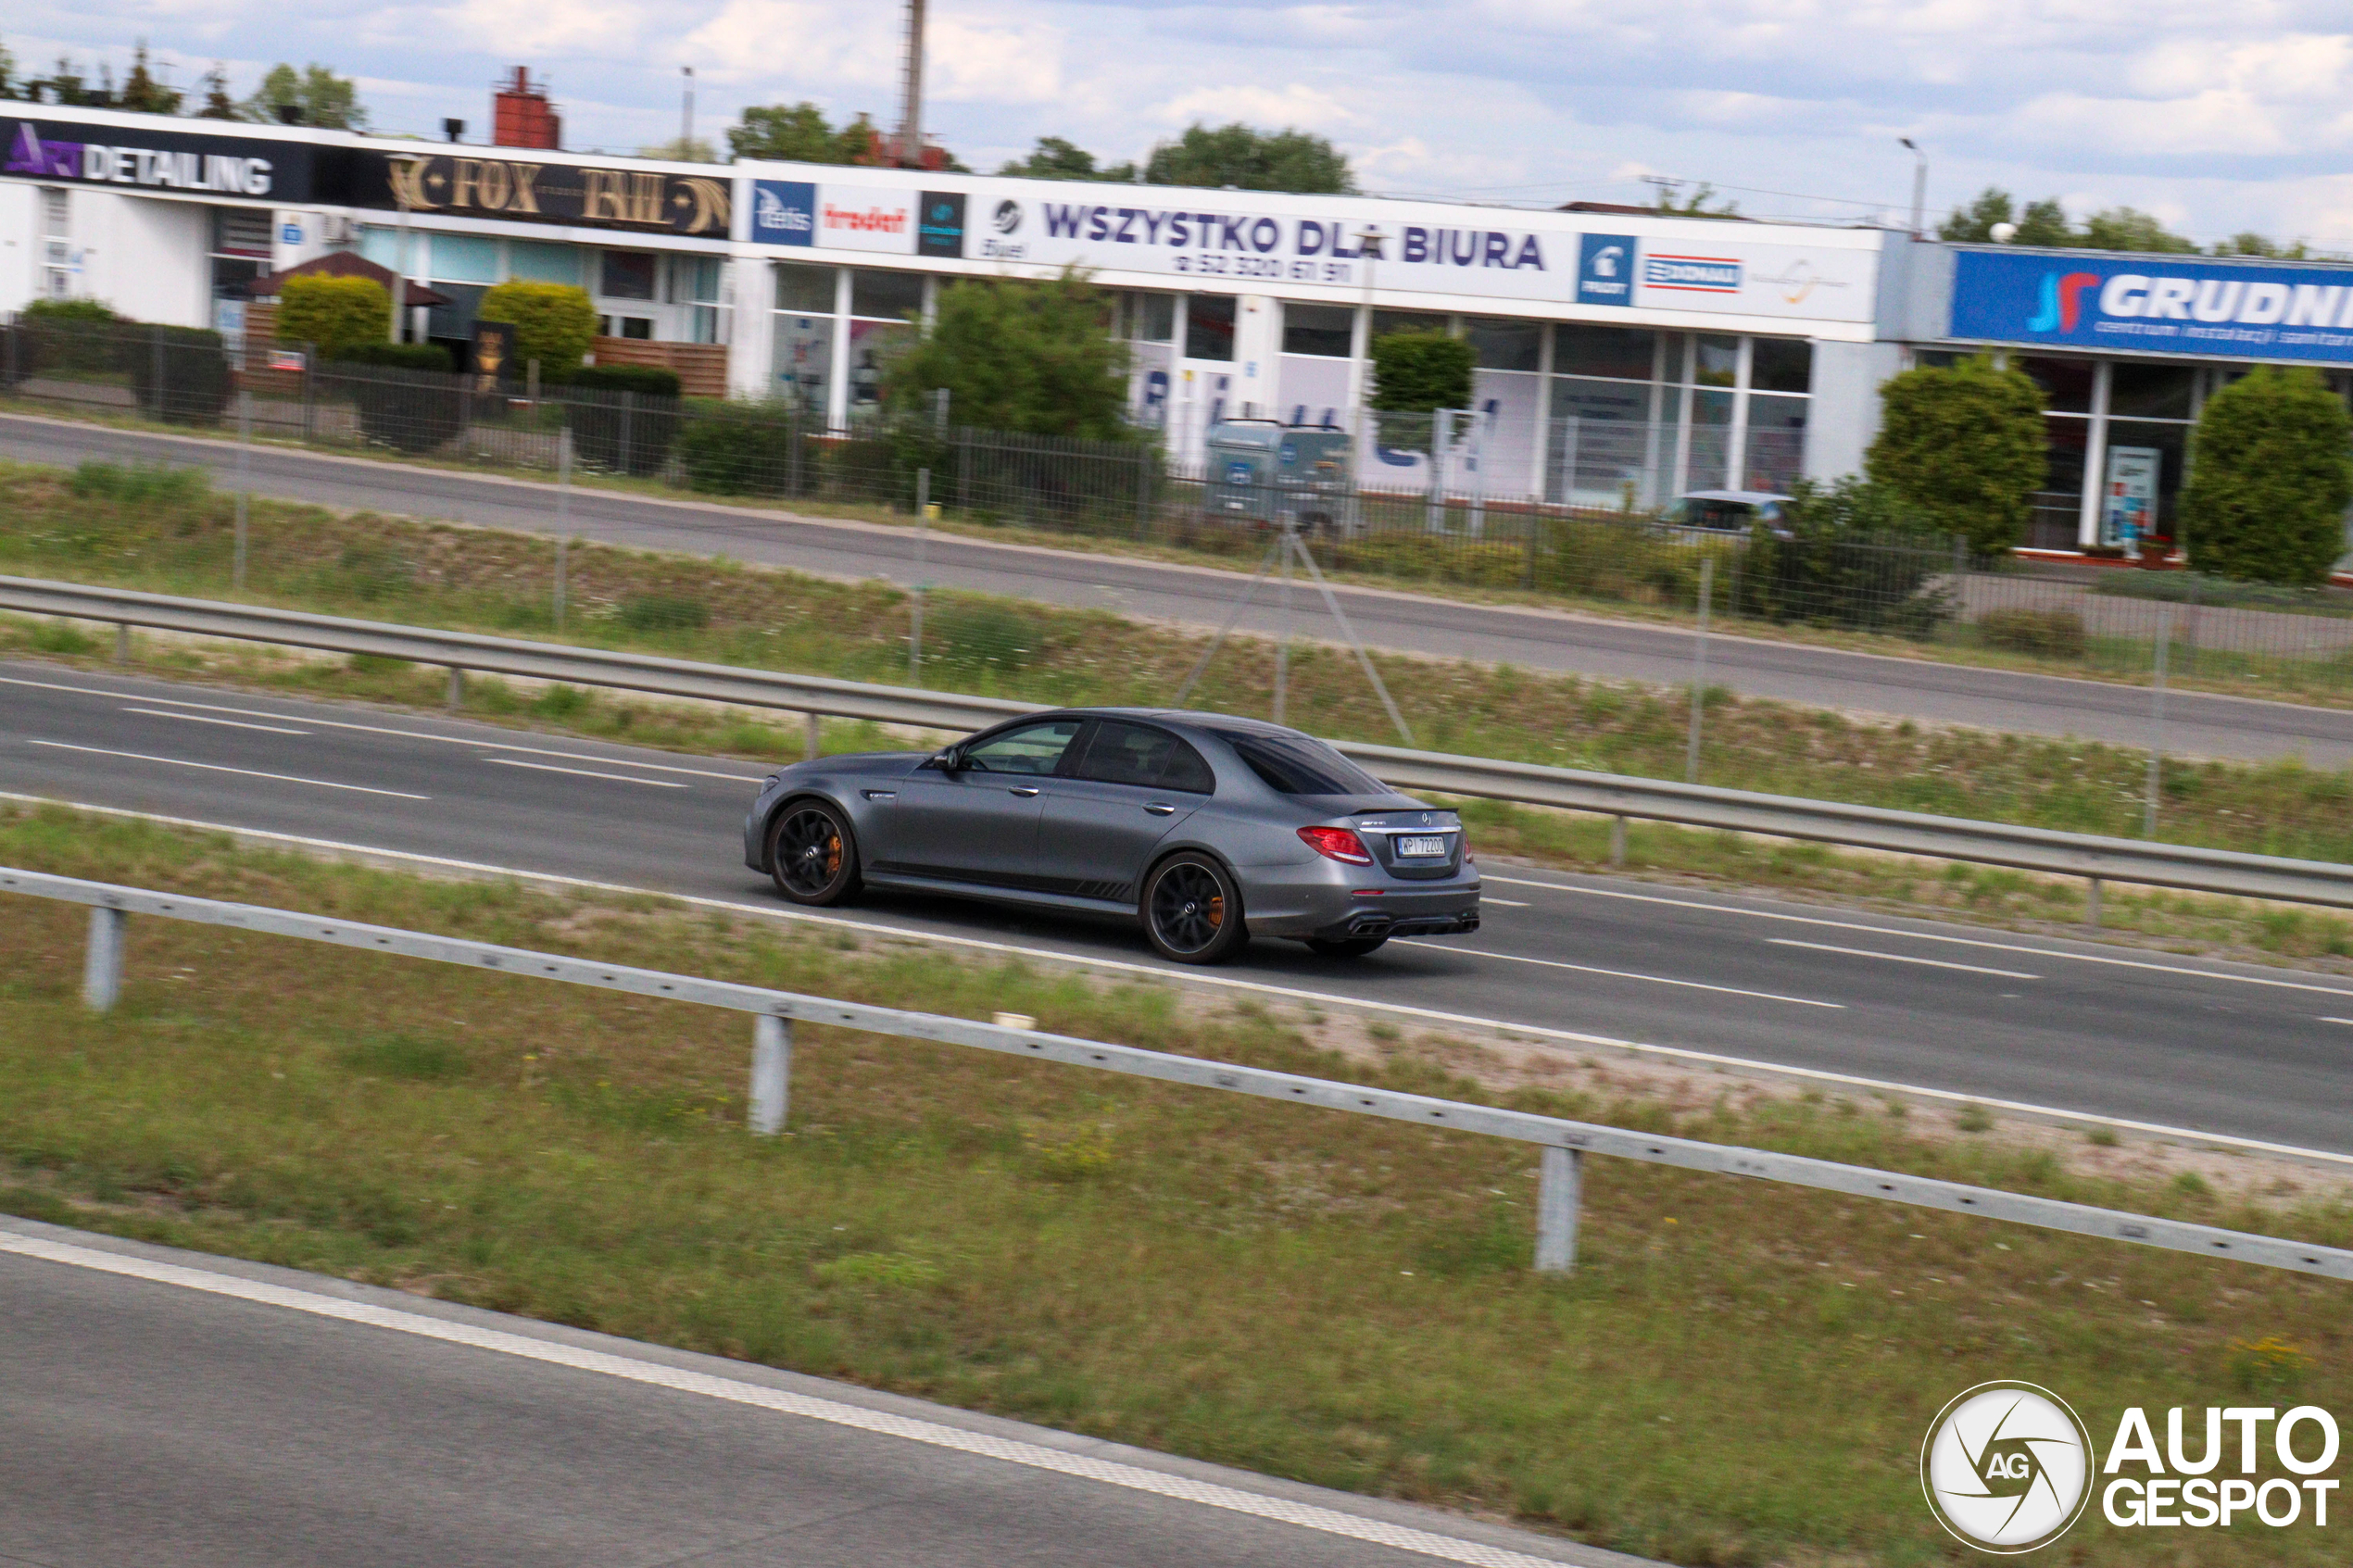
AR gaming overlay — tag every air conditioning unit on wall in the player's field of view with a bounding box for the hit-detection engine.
[321,214,355,248]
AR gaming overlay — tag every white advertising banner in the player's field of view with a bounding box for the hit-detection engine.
[815,185,916,254]
[741,168,1885,330]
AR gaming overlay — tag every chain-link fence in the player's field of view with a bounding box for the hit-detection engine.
[9,316,2353,700]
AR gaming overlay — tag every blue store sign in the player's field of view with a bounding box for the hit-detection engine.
[1950,247,2353,364]
[750,180,816,245]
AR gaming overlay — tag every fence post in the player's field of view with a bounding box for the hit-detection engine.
[2086,877,2103,929]
[749,1015,791,1135]
[82,905,127,1012]
[804,712,821,762]
[2183,571,2201,677]
[1609,814,1628,870]
[555,426,573,628]
[1687,556,1713,784]
[300,345,316,443]
[911,468,929,682]
[1136,445,1152,541]
[447,667,465,712]
[2145,602,2171,838]
[114,622,130,664]
[234,389,252,591]
[1534,1145,1581,1273]
[958,427,973,510]
[149,325,164,420]
[619,390,635,476]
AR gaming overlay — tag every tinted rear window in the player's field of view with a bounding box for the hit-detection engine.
[1076,721,1214,793]
[1214,732,1388,796]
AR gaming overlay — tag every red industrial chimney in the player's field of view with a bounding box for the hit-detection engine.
[493,68,560,150]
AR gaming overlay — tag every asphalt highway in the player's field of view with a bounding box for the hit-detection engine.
[0,1216,1634,1567]
[8,410,2353,768]
[4,659,2349,1157]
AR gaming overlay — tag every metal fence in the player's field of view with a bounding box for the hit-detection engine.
[14,861,2350,1280]
[10,314,2353,697]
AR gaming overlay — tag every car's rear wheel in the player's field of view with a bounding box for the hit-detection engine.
[769,800,861,906]
[1140,852,1248,964]
[1305,936,1388,958]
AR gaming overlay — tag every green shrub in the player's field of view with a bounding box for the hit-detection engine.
[1369,331,1474,413]
[929,598,1041,672]
[677,400,799,495]
[1979,607,2086,658]
[566,366,685,477]
[1868,356,2046,558]
[13,298,124,381]
[334,343,460,454]
[69,460,210,508]
[126,325,233,427]
[275,274,392,359]
[885,269,1131,439]
[1730,478,1956,637]
[479,280,598,383]
[2183,366,2353,585]
[617,594,710,632]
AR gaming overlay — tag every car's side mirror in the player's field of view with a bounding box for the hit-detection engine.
[927,747,961,771]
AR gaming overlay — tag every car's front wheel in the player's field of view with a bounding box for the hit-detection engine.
[1140,852,1248,964]
[768,800,861,906]
[1305,936,1387,958]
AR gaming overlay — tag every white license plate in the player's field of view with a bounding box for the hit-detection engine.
[1396,835,1448,859]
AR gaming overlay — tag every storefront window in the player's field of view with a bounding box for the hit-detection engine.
[2099,421,2188,546]
[1692,335,1740,388]
[1744,394,1809,492]
[2108,360,2196,421]
[849,269,925,324]
[509,241,582,287]
[427,282,486,345]
[1371,310,1447,339]
[1282,303,1353,358]
[1466,317,1541,372]
[772,313,833,411]
[1186,294,1237,361]
[209,207,271,303]
[600,251,658,301]
[1750,337,1813,395]
[774,262,836,314]
[431,233,499,285]
[1555,325,1655,381]
[2015,356,2094,414]
[1130,293,1176,344]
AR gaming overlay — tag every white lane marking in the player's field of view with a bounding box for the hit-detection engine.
[122,707,308,736]
[0,674,766,783]
[0,1230,1580,1568]
[1482,897,1530,908]
[20,741,430,800]
[2324,1018,2353,1027]
[5,788,2349,1170]
[484,758,690,789]
[1766,938,2040,981]
[1394,941,1843,1010]
[1480,874,2353,1000]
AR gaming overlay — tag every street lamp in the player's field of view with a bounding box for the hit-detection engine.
[1899,138,1927,238]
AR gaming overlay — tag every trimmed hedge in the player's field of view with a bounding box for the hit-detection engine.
[677,400,799,495]
[128,325,233,427]
[335,343,461,454]
[566,365,685,477]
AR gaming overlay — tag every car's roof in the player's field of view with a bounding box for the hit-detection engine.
[1680,489,1793,505]
[1001,707,1314,739]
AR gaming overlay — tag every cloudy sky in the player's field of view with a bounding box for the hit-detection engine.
[9,0,2353,249]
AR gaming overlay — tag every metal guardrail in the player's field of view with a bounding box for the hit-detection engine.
[7,574,2353,912]
[7,862,2349,1280]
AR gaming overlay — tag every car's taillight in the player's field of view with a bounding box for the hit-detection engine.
[1297,825,1374,865]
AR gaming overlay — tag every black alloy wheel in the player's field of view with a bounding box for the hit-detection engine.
[1305,936,1388,958]
[769,801,861,906]
[1140,852,1247,964]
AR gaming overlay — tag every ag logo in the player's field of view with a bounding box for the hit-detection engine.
[992,199,1021,234]
[1922,1383,2093,1553]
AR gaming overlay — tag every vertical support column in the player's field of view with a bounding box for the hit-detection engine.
[911,468,928,682]
[555,426,573,628]
[2145,603,2171,839]
[1686,557,1713,784]
[749,1014,792,1135]
[82,905,127,1012]
[1534,1145,1581,1273]
[234,389,252,591]
[804,711,821,762]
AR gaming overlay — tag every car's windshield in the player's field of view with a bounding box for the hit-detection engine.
[1213,731,1389,797]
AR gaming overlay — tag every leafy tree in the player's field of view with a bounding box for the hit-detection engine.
[1000,136,1099,180]
[477,280,598,383]
[1939,187,2017,243]
[1740,476,1956,637]
[276,275,392,359]
[0,36,23,100]
[195,65,239,120]
[1142,123,1353,194]
[2182,367,2353,585]
[1655,181,1739,218]
[118,42,182,115]
[1866,356,2046,558]
[885,269,1132,439]
[2214,232,2307,259]
[244,63,367,130]
[2013,198,2072,247]
[2077,207,2198,254]
[730,102,839,162]
[33,56,103,107]
[1368,331,1474,413]
[637,136,718,163]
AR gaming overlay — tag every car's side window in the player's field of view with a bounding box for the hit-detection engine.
[1076,721,1215,794]
[962,721,1084,776]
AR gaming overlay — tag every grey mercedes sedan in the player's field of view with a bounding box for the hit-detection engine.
[742,709,1479,964]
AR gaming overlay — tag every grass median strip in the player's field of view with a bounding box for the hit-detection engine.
[1,802,2348,1566]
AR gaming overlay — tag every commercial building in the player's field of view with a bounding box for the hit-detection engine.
[8,99,2353,540]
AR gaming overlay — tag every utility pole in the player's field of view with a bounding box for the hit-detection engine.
[1900,138,1928,237]
[898,0,926,167]
[681,66,694,152]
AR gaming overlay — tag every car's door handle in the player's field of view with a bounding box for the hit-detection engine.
[1009,785,1042,797]
[1143,802,1176,815]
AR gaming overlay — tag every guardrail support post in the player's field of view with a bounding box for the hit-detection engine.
[82,906,127,1012]
[1535,1145,1580,1273]
[446,667,464,712]
[803,712,821,762]
[2086,876,2103,929]
[1609,815,1627,870]
[749,1015,791,1135]
[113,622,130,664]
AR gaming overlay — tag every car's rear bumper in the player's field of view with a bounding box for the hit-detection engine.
[1239,859,1481,941]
